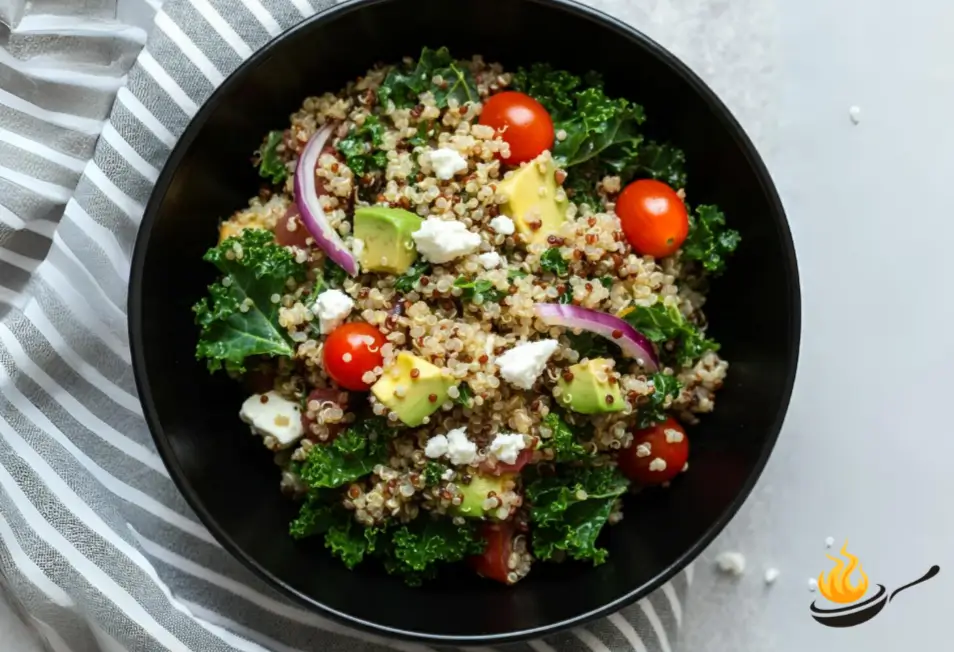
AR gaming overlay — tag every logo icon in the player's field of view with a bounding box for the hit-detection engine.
[810,540,940,628]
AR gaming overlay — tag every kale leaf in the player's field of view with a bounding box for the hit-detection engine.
[525,464,629,565]
[298,417,391,489]
[681,205,741,275]
[383,518,485,586]
[454,277,506,304]
[540,247,569,276]
[623,302,718,366]
[325,519,388,569]
[423,461,448,487]
[378,47,478,110]
[564,331,616,361]
[631,141,687,189]
[193,229,307,373]
[454,382,474,408]
[255,130,288,185]
[507,268,529,280]
[336,115,387,176]
[542,412,590,463]
[288,491,338,540]
[394,259,432,293]
[636,373,683,429]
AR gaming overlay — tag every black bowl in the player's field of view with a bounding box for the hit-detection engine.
[129,0,800,644]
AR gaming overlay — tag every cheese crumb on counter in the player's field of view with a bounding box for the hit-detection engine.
[428,148,468,180]
[764,567,780,585]
[239,391,303,450]
[715,551,746,576]
[495,339,559,390]
[825,536,834,548]
[313,289,354,334]
[808,578,818,592]
[412,217,481,264]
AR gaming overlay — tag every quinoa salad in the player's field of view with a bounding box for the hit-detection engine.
[193,48,740,586]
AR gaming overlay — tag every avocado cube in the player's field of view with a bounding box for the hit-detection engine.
[354,206,423,274]
[371,352,456,426]
[555,358,624,415]
[497,153,566,245]
[455,473,515,519]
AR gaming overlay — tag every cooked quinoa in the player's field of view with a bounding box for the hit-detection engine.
[194,48,738,586]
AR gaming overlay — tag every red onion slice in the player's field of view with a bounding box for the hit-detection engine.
[534,303,659,371]
[294,124,358,276]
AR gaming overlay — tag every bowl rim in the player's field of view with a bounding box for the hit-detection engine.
[129,0,801,643]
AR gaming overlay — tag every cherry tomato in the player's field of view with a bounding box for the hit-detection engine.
[618,417,689,485]
[616,179,689,258]
[480,448,533,476]
[479,91,554,165]
[322,323,386,391]
[470,521,515,584]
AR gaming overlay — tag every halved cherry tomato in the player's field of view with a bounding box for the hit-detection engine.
[478,91,554,165]
[322,323,386,391]
[616,179,689,258]
[470,521,515,584]
[480,448,533,476]
[618,417,689,485]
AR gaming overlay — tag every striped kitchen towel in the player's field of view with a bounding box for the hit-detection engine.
[0,0,695,650]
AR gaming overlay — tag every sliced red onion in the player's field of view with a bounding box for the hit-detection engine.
[294,124,358,276]
[533,303,659,371]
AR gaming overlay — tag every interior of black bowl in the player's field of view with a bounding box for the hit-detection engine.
[130,0,799,642]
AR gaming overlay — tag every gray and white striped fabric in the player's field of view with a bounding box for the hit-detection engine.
[0,0,692,650]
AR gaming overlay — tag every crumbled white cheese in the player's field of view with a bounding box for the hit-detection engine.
[825,536,834,548]
[764,567,780,585]
[239,391,303,450]
[411,217,481,264]
[489,215,515,235]
[848,105,861,125]
[488,433,526,464]
[429,148,468,180]
[445,427,477,465]
[715,551,746,575]
[424,434,449,459]
[495,339,559,390]
[313,289,354,334]
[648,457,667,472]
[478,252,503,269]
[664,428,684,443]
[808,578,819,592]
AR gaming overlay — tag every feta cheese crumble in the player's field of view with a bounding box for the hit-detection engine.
[239,391,303,450]
[424,428,477,466]
[445,427,477,465]
[715,551,746,575]
[313,289,354,334]
[489,215,515,235]
[488,433,526,464]
[764,567,780,585]
[412,217,481,264]
[825,536,834,548]
[424,434,449,459]
[848,105,861,125]
[429,148,468,180]
[495,339,559,390]
[478,252,502,269]
[808,578,819,592]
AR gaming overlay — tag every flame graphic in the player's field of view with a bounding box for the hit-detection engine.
[818,541,869,604]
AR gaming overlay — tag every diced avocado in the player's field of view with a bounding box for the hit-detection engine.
[371,352,456,426]
[353,206,423,274]
[497,153,566,245]
[454,473,514,519]
[555,358,624,415]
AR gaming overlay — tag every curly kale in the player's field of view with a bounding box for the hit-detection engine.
[393,259,431,294]
[453,277,507,304]
[255,130,288,185]
[383,519,485,586]
[525,464,629,565]
[298,418,391,490]
[636,373,684,429]
[540,247,569,276]
[681,205,741,275]
[192,229,307,373]
[336,115,387,176]
[623,302,719,366]
[542,412,591,463]
[378,47,478,110]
